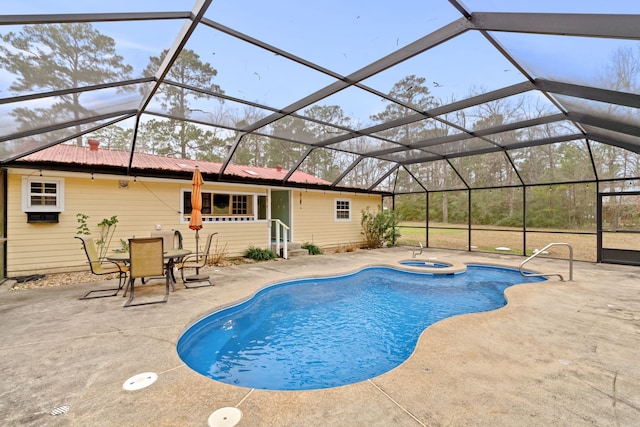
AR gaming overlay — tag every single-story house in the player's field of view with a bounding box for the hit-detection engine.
[3,141,383,278]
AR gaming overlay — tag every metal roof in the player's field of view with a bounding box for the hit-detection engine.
[17,142,331,186]
[1,0,639,193]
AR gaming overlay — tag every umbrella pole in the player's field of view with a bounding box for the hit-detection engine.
[195,229,200,275]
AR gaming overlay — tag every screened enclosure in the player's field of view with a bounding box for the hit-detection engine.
[1,1,640,263]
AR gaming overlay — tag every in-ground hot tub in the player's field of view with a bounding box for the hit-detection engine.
[399,260,452,268]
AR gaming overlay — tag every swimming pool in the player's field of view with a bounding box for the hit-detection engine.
[177,265,546,391]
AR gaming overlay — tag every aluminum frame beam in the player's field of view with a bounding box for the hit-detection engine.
[130,0,212,169]
[587,134,640,155]
[0,12,191,25]
[471,12,640,40]
[400,133,586,166]
[314,81,535,149]
[0,110,137,144]
[366,113,567,159]
[536,79,640,108]
[230,17,472,135]
[568,113,640,139]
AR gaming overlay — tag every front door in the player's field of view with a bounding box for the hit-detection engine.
[271,190,291,242]
[597,191,640,266]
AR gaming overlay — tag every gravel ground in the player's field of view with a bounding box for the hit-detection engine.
[6,270,108,291]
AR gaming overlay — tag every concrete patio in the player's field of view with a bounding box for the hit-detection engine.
[1,247,639,426]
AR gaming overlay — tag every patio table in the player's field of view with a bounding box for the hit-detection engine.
[107,248,191,288]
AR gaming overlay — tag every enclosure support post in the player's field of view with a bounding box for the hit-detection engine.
[522,185,527,256]
[467,189,472,252]
[425,191,429,248]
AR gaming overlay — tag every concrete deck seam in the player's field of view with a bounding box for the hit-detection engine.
[367,379,427,427]
[235,388,255,408]
[158,364,185,375]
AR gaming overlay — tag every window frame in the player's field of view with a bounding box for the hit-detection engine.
[334,198,351,222]
[181,189,263,222]
[22,176,65,213]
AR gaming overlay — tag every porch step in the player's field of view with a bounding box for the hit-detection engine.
[271,242,309,258]
[287,248,310,257]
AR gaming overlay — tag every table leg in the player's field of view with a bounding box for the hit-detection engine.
[165,259,177,292]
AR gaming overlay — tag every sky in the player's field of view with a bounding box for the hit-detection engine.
[1,0,638,132]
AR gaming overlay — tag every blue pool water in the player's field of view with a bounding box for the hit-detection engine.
[177,265,545,391]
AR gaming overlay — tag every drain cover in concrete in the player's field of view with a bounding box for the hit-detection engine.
[123,372,157,391]
[208,407,242,427]
[50,405,69,416]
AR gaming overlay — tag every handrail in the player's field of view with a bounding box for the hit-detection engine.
[270,219,290,259]
[519,242,573,282]
[412,242,423,258]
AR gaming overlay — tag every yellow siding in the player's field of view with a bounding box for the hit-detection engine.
[291,190,382,248]
[208,221,269,258]
[5,169,382,276]
[6,172,269,276]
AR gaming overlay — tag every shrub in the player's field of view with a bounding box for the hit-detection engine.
[345,242,361,252]
[76,213,119,258]
[361,206,400,249]
[208,240,229,265]
[112,239,129,253]
[335,242,360,253]
[301,242,322,255]
[244,246,276,261]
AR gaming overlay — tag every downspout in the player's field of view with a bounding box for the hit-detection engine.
[0,168,6,281]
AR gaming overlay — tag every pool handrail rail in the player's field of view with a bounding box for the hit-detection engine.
[519,242,573,282]
[412,242,423,258]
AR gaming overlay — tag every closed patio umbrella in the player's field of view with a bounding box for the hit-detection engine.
[187,166,207,281]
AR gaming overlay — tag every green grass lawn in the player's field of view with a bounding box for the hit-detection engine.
[395,222,599,261]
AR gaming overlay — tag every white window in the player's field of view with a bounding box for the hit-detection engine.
[22,177,65,212]
[335,198,351,221]
[182,189,260,222]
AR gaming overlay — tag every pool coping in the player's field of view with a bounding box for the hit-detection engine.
[395,257,466,275]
